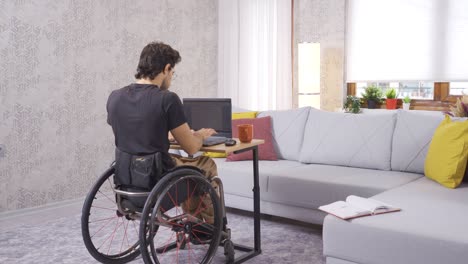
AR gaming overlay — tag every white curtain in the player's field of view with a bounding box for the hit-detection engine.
[218,0,292,111]
[346,0,468,82]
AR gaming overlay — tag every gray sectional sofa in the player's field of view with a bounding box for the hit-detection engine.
[214,107,468,264]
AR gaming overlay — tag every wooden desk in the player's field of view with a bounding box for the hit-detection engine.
[171,138,264,263]
[170,138,264,154]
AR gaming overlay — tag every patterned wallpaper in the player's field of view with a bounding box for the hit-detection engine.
[294,0,346,111]
[0,0,218,212]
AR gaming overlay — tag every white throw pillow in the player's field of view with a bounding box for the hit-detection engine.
[299,109,397,170]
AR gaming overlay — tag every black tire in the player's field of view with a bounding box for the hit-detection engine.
[81,166,141,264]
[139,168,223,264]
[223,239,235,264]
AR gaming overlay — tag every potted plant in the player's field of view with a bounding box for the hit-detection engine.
[344,95,361,113]
[361,85,383,109]
[385,88,397,109]
[402,95,411,110]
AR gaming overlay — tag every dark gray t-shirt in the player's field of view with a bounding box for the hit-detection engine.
[106,83,186,168]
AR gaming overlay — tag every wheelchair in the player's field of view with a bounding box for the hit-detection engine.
[81,153,235,264]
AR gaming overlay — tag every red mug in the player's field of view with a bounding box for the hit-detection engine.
[238,124,253,143]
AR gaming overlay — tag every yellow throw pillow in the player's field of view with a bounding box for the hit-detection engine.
[424,115,468,188]
[232,111,258,120]
[203,152,228,158]
[204,111,258,158]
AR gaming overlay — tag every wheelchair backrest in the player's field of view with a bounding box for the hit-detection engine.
[114,148,163,191]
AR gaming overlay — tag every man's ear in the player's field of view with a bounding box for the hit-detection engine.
[164,64,172,74]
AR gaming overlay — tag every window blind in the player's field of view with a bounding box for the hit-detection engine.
[346,0,468,82]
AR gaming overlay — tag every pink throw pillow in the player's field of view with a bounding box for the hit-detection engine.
[227,116,278,161]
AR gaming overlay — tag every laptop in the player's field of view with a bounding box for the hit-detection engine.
[182,98,232,146]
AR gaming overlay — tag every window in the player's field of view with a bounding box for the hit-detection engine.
[298,95,320,109]
[298,43,320,109]
[345,1,468,110]
[346,1,468,83]
[450,82,468,96]
[356,82,434,100]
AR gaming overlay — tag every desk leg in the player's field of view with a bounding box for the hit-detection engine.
[253,146,261,253]
[230,145,262,263]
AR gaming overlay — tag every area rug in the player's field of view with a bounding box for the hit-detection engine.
[0,210,325,264]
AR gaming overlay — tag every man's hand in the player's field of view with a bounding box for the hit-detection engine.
[193,128,217,139]
[170,123,218,155]
[168,132,175,142]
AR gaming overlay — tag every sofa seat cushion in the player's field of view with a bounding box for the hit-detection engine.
[214,158,306,198]
[263,164,422,209]
[300,109,397,170]
[323,177,468,264]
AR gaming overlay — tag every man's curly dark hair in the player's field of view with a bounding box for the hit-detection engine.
[134,42,181,80]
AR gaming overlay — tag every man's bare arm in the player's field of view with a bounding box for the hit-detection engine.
[170,123,216,155]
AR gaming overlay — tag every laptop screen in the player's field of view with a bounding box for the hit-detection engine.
[183,98,232,138]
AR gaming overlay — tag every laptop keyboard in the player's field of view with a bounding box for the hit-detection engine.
[203,136,227,146]
[169,136,227,146]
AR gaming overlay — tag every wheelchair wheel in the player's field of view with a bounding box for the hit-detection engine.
[81,166,141,264]
[139,168,223,264]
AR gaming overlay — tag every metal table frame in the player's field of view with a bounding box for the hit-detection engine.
[170,140,263,263]
[229,145,261,263]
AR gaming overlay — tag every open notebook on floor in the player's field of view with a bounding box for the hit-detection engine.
[319,195,400,220]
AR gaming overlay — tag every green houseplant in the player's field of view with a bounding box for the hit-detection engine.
[385,88,397,109]
[402,95,411,110]
[361,85,383,109]
[345,95,361,113]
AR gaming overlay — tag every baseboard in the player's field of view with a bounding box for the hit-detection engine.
[0,196,85,231]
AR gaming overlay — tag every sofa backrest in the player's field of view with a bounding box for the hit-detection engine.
[299,108,397,170]
[257,107,310,161]
[391,110,444,173]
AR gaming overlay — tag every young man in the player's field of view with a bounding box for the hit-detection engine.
[106,41,217,223]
